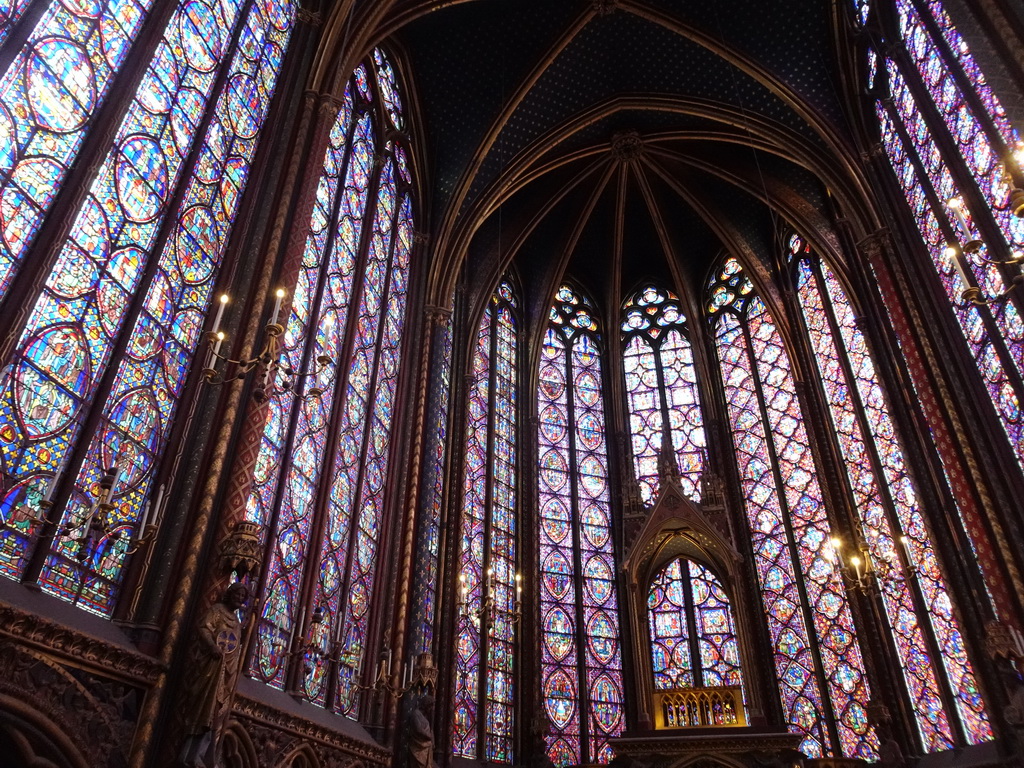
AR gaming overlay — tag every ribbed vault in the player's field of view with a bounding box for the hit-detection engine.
[348,0,878,316]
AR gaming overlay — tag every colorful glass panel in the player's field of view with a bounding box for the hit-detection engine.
[712,260,875,759]
[32,0,293,612]
[0,0,154,297]
[334,191,412,714]
[372,47,403,131]
[621,285,704,503]
[648,559,693,689]
[418,307,453,656]
[452,283,518,762]
[792,238,990,747]
[0,0,30,43]
[540,286,623,767]
[241,49,413,711]
[0,0,296,611]
[646,558,742,691]
[877,6,1024,472]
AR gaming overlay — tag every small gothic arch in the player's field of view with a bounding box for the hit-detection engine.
[278,743,322,768]
[620,466,747,728]
[220,720,259,768]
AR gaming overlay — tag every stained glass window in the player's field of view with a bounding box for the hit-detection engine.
[708,259,875,760]
[789,234,990,748]
[621,285,705,503]
[415,303,453,657]
[0,0,294,615]
[242,49,416,715]
[648,558,741,691]
[538,285,624,767]
[872,0,1024,473]
[452,281,518,763]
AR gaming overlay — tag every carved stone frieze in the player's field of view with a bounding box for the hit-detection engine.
[0,602,162,683]
[232,692,391,768]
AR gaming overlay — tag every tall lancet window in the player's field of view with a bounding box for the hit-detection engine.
[789,234,990,748]
[0,0,294,614]
[242,50,414,715]
[648,557,742,691]
[621,285,705,504]
[452,281,519,762]
[538,285,624,767]
[708,259,875,760]
[866,0,1024,471]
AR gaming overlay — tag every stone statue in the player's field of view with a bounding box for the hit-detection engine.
[178,582,249,768]
[408,694,436,768]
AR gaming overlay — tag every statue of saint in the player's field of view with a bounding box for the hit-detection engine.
[179,582,249,768]
[408,694,436,768]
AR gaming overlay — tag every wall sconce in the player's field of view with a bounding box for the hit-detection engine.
[457,569,523,629]
[339,647,436,700]
[202,290,331,402]
[57,463,126,561]
[829,537,875,594]
[943,194,1024,305]
[830,535,920,594]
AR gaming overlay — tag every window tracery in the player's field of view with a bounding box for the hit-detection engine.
[621,285,705,504]
[240,49,415,715]
[708,258,875,760]
[538,285,624,767]
[0,0,294,614]
[869,0,1024,472]
[789,234,990,748]
[648,557,741,691]
[452,280,519,763]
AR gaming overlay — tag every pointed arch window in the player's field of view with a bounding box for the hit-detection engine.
[789,234,990,748]
[538,285,624,767]
[0,0,294,614]
[241,49,415,715]
[621,285,706,504]
[866,0,1024,471]
[451,280,519,763]
[648,557,741,691]
[708,259,875,760]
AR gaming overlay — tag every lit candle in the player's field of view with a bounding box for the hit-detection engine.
[211,293,229,335]
[899,535,914,566]
[947,198,973,241]
[851,555,863,583]
[944,246,972,289]
[270,288,286,326]
[212,330,225,358]
[829,537,844,568]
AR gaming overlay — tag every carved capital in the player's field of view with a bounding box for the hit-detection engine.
[425,305,452,325]
[296,6,322,26]
[318,92,345,117]
[219,520,264,578]
[985,619,1024,660]
[857,228,891,260]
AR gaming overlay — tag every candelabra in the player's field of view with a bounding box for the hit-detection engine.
[944,192,1024,306]
[202,290,331,402]
[829,535,919,594]
[457,570,523,629]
